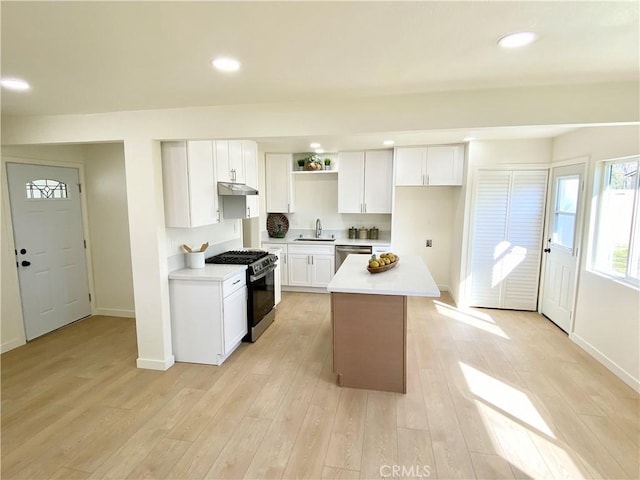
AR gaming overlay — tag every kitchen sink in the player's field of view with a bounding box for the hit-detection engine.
[294,237,336,242]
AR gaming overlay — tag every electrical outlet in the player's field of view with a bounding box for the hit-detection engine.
[426,239,433,247]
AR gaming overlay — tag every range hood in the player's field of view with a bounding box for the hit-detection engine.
[217,182,258,196]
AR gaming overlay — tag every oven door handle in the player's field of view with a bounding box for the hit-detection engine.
[249,264,277,282]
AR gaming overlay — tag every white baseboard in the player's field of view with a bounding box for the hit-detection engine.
[437,284,449,293]
[1,337,25,354]
[94,308,135,318]
[136,355,175,371]
[570,333,640,393]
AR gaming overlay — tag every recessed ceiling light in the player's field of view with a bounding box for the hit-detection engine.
[1,77,30,91]
[310,142,321,149]
[212,57,241,72]
[497,31,538,48]
[463,136,476,142]
[383,140,395,146]
[315,148,325,154]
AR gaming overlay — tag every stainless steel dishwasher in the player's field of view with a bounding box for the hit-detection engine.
[335,245,372,272]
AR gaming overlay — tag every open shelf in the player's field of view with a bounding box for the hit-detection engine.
[292,170,338,175]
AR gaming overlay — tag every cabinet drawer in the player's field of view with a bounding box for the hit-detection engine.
[287,244,335,256]
[223,270,246,297]
[262,242,288,254]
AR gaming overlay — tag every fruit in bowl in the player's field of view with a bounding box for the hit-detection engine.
[367,253,399,273]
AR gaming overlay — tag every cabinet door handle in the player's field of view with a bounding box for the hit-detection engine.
[233,279,241,284]
[247,206,251,217]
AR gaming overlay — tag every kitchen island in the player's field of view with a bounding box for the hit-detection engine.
[326,254,439,393]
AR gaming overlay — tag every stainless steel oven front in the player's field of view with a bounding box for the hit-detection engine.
[246,261,276,342]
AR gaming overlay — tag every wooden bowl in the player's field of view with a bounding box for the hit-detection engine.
[367,257,399,274]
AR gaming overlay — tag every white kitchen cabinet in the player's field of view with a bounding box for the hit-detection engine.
[161,140,220,228]
[222,282,248,354]
[216,140,245,184]
[243,140,259,218]
[265,153,295,213]
[395,144,464,186]
[338,150,392,214]
[262,243,288,288]
[287,244,334,287]
[169,270,247,365]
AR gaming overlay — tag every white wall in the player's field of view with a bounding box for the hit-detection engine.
[393,187,456,289]
[166,221,242,271]
[83,143,135,317]
[551,125,640,391]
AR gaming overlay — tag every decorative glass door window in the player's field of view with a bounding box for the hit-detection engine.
[25,179,68,199]
[552,175,580,252]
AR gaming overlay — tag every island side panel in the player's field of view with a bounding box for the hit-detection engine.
[331,292,407,394]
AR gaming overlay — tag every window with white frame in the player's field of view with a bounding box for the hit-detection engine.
[592,157,639,284]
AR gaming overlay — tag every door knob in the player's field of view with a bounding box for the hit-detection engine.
[20,248,27,255]
[21,260,31,267]
[543,248,551,253]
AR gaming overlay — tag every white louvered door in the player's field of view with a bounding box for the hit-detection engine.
[468,169,548,310]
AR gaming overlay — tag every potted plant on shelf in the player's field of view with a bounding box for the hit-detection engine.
[297,159,306,170]
[305,154,323,171]
[324,158,332,170]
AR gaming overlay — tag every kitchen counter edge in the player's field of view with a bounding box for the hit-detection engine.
[261,237,392,247]
[168,264,247,281]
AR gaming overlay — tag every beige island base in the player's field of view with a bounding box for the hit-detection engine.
[326,254,440,394]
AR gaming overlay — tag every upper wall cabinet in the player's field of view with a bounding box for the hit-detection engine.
[265,153,295,213]
[162,141,220,228]
[395,144,464,186]
[216,140,245,184]
[338,149,393,214]
[243,140,259,219]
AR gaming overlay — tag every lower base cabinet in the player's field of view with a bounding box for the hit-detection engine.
[169,271,247,365]
[287,244,335,287]
[261,243,288,289]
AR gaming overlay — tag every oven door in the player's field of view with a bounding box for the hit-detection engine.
[248,265,276,328]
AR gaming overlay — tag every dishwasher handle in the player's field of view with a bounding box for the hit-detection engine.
[335,245,373,272]
[335,246,372,254]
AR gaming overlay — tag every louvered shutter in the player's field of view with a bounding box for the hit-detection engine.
[468,169,548,310]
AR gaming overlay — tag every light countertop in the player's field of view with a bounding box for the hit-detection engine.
[326,254,440,297]
[262,236,391,247]
[168,264,247,281]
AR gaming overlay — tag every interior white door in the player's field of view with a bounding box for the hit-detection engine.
[540,163,585,332]
[7,163,91,340]
[468,169,548,310]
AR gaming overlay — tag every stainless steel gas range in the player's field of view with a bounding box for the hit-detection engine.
[206,250,277,342]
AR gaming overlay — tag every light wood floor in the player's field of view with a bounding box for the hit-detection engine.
[2,292,638,480]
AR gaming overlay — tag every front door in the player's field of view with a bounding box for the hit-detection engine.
[540,163,586,333]
[7,163,91,340]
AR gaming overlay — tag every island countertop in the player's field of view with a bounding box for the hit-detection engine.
[326,254,440,297]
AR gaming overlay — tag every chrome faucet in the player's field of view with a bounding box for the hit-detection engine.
[315,218,322,238]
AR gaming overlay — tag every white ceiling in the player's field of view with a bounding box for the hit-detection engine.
[1,1,638,149]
